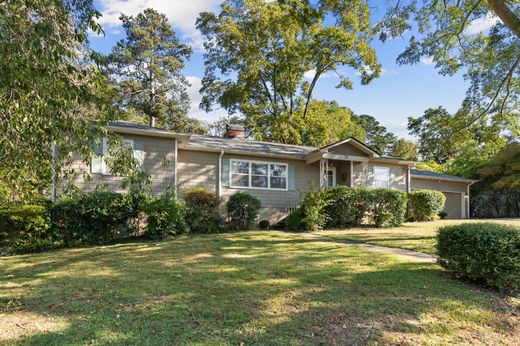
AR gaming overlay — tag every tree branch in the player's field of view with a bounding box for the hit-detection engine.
[487,0,520,38]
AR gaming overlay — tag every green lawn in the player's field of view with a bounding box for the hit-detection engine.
[1,231,519,345]
[316,219,520,255]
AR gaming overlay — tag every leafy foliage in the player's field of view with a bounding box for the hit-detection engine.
[380,0,520,134]
[437,223,520,292]
[108,8,203,132]
[183,188,222,233]
[408,190,446,221]
[351,114,397,154]
[324,186,370,228]
[387,138,419,161]
[144,196,187,239]
[197,0,380,144]
[0,0,118,200]
[52,191,138,245]
[370,189,408,227]
[0,203,56,251]
[226,192,261,230]
[258,220,270,230]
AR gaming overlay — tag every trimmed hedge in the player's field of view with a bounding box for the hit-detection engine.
[292,186,408,231]
[408,190,446,221]
[183,188,222,233]
[437,223,520,292]
[144,196,187,239]
[226,192,261,230]
[0,203,59,252]
[52,191,138,245]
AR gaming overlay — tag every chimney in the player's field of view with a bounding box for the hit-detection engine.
[226,124,245,138]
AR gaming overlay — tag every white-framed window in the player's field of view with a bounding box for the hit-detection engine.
[326,168,336,187]
[230,159,288,190]
[91,137,144,175]
[373,166,390,188]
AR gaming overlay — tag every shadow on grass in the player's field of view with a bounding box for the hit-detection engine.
[1,232,517,345]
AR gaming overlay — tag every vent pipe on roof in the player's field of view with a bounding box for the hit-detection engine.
[226,124,245,138]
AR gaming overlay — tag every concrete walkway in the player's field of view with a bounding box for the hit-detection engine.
[293,232,438,263]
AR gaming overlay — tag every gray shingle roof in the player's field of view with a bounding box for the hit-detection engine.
[186,134,316,158]
[411,169,475,182]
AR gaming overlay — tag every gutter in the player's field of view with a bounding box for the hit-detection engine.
[218,150,224,197]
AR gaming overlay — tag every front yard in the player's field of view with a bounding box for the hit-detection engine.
[1,230,519,345]
[316,219,520,254]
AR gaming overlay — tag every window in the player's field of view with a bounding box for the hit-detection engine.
[230,159,288,190]
[373,166,390,188]
[91,138,144,175]
[325,168,336,187]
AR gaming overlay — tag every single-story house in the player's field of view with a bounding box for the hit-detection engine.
[65,121,476,222]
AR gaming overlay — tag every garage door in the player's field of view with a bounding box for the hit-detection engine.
[443,192,463,219]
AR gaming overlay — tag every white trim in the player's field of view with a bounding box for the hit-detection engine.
[174,138,178,197]
[319,138,380,157]
[218,150,224,197]
[323,153,370,162]
[411,175,476,184]
[229,158,288,191]
[373,165,390,189]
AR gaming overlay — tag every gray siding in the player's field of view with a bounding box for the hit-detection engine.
[328,143,369,157]
[62,134,176,195]
[351,162,407,191]
[411,177,468,193]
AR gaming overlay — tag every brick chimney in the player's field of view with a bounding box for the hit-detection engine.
[226,124,245,138]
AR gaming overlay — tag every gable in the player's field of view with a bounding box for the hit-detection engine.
[327,142,371,157]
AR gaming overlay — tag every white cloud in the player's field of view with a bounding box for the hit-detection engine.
[420,56,434,65]
[381,68,397,76]
[186,75,203,114]
[303,69,335,80]
[465,14,501,34]
[96,0,221,51]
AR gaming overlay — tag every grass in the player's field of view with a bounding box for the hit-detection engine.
[1,230,519,345]
[316,219,520,255]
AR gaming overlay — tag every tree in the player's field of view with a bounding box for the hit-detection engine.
[351,114,397,154]
[408,106,506,165]
[108,8,196,130]
[380,0,519,135]
[290,101,365,147]
[0,0,116,200]
[388,139,419,161]
[196,0,380,143]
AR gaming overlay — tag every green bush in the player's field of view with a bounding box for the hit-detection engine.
[226,192,261,230]
[438,211,448,220]
[369,189,408,227]
[437,223,520,292]
[324,187,370,228]
[300,189,331,231]
[144,196,187,239]
[408,190,446,221]
[286,209,303,231]
[183,188,222,233]
[258,220,270,229]
[52,191,137,245]
[0,203,58,252]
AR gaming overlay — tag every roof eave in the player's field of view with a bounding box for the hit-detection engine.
[182,145,307,160]
[107,125,191,143]
[411,174,477,184]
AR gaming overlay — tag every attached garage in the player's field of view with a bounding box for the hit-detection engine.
[410,169,476,219]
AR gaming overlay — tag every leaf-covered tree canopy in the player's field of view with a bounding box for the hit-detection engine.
[379,0,519,134]
[108,8,203,133]
[387,138,419,161]
[196,0,380,143]
[0,0,116,200]
[351,114,397,154]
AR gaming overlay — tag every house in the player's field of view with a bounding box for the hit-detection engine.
[66,121,476,222]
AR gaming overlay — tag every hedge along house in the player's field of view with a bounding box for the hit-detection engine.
[64,121,476,222]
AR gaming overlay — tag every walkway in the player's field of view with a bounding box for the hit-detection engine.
[293,232,438,263]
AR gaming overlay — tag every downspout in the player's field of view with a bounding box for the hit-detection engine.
[466,180,476,219]
[174,138,178,197]
[406,166,412,193]
[218,150,224,197]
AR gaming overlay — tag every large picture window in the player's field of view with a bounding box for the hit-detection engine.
[91,138,144,175]
[230,159,287,190]
[373,166,390,188]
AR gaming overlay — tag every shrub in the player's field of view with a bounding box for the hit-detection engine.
[437,223,520,292]
[324,187,370,228]
[226,192,261,230]
[408,190,446,221]
[183,188,222,233]
[52,191,136,245]
[299,189,331,231]
[0,203,58,252]
[258,220,270,229]
[286,209,303,231]
[369,189,408,227]
[144,196,187,239]
[438,211,448,220]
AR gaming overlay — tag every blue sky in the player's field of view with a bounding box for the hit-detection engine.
[89,0,494,139]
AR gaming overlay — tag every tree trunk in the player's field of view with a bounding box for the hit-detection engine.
[487,0,520,38]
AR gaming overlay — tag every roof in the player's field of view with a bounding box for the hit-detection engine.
[107,121,190,142]
[185,134,315,159]
[411,169,476,183]
[319,137,381,157]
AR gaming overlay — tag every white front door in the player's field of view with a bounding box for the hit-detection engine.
[326,167,336,187]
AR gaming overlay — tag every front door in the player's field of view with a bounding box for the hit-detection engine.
[326,167,336,187]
